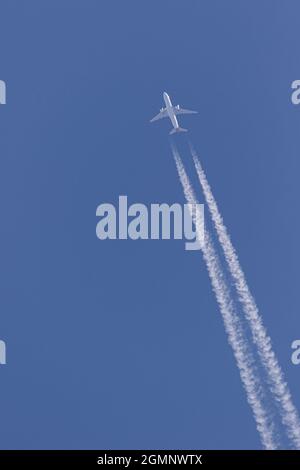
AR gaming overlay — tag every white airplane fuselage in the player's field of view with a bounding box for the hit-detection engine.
[163,92,179,130]
[150,92,196,134]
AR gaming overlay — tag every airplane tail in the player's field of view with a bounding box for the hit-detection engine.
[169,127,188,135]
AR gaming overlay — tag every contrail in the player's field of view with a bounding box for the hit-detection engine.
[191,145,300,449]
[171,143,279,449]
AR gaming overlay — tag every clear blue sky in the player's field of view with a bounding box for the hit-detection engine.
[0,0,300,450]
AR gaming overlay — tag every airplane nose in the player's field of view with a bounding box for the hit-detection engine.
[163,91,168,98]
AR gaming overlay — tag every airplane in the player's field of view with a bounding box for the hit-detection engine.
[150,92,197,134]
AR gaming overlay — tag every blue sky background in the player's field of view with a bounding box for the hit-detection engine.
[0,0,300,450]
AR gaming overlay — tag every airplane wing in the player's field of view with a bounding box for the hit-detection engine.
[173,106,198,116]
[150,108,168,122]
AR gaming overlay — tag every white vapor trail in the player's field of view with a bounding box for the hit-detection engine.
[191,145,300,449]
[172,144,279,449]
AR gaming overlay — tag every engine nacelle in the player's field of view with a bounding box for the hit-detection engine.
[160,108,164,112]
[176,105,180,110]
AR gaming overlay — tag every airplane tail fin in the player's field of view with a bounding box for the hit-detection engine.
[169,127,188,135]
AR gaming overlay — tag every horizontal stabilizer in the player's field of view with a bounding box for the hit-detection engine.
[169,127,188,135]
